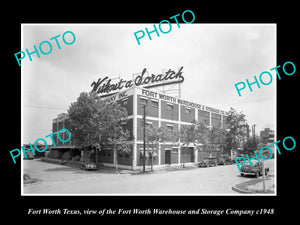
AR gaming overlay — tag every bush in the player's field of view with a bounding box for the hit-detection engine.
[72,155,81,162]
[24,173,31,181]
[47,149,64,159]
[61,151,73,161]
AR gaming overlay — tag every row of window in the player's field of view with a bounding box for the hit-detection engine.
[144,121,174,132]
[139,98,159,108]
[139,97,192,114]
[98,146,220,160]
[99,150,130,158]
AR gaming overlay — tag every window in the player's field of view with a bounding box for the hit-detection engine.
[122,98,128,105]
[185,108,191,114]
[124,152,130,158]
[167,103,173,111]
[118,151,123,158]
[145,121,152,128]
[166,124,173,132]
[145,121,152,125]
[140,97,148,105]
[172,148,178,154]
[151,100,158,108]
[140,150,149,158]
[120,120,127,125]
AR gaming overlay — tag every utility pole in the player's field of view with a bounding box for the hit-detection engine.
[262,160,266,192]
[246,123,250,141]
[253,124,256,141]
[143,104,146,173]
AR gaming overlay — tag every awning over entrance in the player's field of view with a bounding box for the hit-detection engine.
[180,143,204,148]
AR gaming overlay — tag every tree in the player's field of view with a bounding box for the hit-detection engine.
[66,92,104,149]
[145,125,169,171]
[243,134,260,155]
[66,91,130,166]
[224,107,248,156]
[195,121,227,158]
[101,101,132,172]
[179,121,198,167]
[107,126,132,172]
[195,121,210,146]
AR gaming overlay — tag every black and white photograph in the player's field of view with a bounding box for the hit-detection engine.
[4,4,298,220]
[21,23,276,195]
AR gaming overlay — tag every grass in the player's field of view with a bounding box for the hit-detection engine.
[23,173,41,185]
[233,175,274,194]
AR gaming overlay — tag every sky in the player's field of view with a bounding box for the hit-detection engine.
[22,23,276,144]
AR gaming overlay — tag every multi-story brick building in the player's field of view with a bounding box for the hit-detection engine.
[52,113,72,146]
[51,86,228,170]
[49,113,74,159]
[95,86,228,170]
[260,128,275,145]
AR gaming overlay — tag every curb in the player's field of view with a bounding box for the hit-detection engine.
[131,165,199,175]
[40,157,136,174]
[231,178,262,194]
[232,185,254,194]
[232,175,275,194]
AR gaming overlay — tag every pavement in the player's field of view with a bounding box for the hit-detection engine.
[232,175,275,194]
[22,158,275,195]
[231,159,275,194]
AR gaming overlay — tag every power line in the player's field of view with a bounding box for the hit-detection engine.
[23,130,52,132]
[24,105,67,110]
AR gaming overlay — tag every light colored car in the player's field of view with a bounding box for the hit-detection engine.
[80,160,98,171]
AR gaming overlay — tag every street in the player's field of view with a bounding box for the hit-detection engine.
[23,159,275,195]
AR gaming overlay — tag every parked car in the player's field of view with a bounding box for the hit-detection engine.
[198,156,218,167]
[217,157,232,165]
[235,157,245,163]
[198,160,208,167]
[240,160,269,177]
[81,160,98,171]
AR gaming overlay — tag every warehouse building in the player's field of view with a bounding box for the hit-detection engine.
[51,86,228,170]
[98,86,228,170]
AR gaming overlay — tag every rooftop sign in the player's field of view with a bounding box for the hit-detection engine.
[91,66,184,95]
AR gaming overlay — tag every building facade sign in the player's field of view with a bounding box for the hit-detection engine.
[139,88,227,116]
[102,90,130,104]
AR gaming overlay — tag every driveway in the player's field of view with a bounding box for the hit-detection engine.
[23,159,275,195]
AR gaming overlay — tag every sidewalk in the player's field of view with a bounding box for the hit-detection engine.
[232,175,275,194]
[40,157,199,175]
[131,164,199,175]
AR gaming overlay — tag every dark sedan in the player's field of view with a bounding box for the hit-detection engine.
[240,160,269,177]
[198,156,218,167]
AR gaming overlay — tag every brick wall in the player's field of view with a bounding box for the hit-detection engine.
[117,95,134,116]
[137,95,159,118]
[180,105,195,123]
[136,144,159,166]
[136,118,159,141]
[198,110,210,126]
[211,113,222,127]
[160,100,179,120]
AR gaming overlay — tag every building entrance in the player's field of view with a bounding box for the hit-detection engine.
[165,150,171,165]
